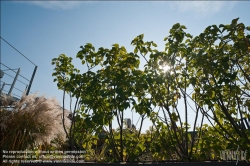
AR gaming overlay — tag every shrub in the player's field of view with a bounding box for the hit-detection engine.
[0,92,70,152]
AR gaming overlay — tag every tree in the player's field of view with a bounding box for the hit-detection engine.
[52,43,150,162]
[130,27,203,161]
[52,18,250,162]
[188,18,250,149]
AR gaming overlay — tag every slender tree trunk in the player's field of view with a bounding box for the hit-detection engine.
[189,98,199,159]
[120,110,124,162]
[184,64,188,160]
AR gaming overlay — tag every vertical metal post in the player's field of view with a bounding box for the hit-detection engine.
[8,68,20,95]
[0,82,5,94]
[25,85,28,91]
[26,66,37,95]
[0,70,4,78]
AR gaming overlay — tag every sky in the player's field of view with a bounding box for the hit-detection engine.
[1,1,250,132]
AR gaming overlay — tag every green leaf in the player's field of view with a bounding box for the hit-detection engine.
[219,24,225,28]
[185,39,191,43]
[86,43,93,47]
[93,139,97,145]
[139,34,144,39]
[121,46,127,52]
[190,77,196,86]
[76,51,84,59]
[152,43,157,47]
[231,18,239,26]
[134,48,138,53]
[171,112,178,121]
[82,143,87,149]
[112,43,119,48]
[186,33,192,38]
[181,25,187,29]
[137,143,146,153]
[172,23,180,29]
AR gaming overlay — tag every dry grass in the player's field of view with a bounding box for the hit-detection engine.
[0,92,71,151]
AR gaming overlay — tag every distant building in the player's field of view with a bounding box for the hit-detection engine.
[125,118,132,129]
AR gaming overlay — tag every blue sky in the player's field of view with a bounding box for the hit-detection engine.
[1,1,250,132]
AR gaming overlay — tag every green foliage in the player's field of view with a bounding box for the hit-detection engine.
[52,18,250,162]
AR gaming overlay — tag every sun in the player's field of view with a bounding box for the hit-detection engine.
[159,64,170,72]
[163,65,170,72]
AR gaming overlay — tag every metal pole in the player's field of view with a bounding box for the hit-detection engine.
[0,82,5,94]
[26,66,37,95]
[8,68,20,95]
[25,85,28,91]
[0,70,4,78]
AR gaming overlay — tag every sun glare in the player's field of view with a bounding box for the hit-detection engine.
[160,65,170,73]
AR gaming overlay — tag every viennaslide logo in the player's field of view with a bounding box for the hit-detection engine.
[220,147,248,165]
